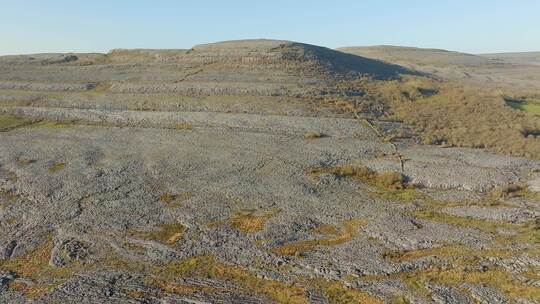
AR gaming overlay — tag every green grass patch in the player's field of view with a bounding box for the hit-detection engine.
[0,114,32,131]
[29,120,74,129]
[0,115,72,131]
[507,101,540,116]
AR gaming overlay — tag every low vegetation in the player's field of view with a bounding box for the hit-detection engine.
[399,266,539,301]
[506,97,540,116]
[150,255,308,304]
[130,223,185,244]
[309,164,406,190]
[304,131,323,139]
[169,122,193,130]
[376,243,539,302]
[346,76,540,159]
[48,162,66,173]
[313,279,383,304]
[489,183,526,200]
[29,120,74,129]
[0,114,32,131]
[362,180,540,302]
[400,186,540,245]
[0,115,72,132]
[105,252,382,304]
[231,208,281,233]
[159,193,176,204]
[0,240,77,299]
[159,192,193,208]
[272,220,365,256]
[8,281,58,299]
[17,156,36,165]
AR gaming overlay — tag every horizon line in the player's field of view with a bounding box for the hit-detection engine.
[1,38,539,57]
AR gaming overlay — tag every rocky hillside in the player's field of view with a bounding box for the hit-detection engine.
[0,40,539,304]
[0,40,416,119]
[339,45,540,92]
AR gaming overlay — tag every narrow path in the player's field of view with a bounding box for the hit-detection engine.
[360,116,405,173]
[174,61,219,83]
[345,102,405,173]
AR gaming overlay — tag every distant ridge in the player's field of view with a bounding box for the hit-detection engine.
[0,39,418,80]
[337,45,492,67]
[480,51,540,66]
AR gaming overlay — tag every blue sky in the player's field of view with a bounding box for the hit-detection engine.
[0,0,538,55]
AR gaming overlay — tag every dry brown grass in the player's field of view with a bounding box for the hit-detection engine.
[376,171,406,190]
[369,243,539,301]
[130,223,185,244]
[400,266,540,301]
[304,131,323,139]
[9,281,57,299]
[92,82,112,92]
[0,114,33,131]
[170,122,193,130]
[0,240,77,299]
[272,220,365,256]
[314,279,383,304]
[338,76,540,159]
[232,214,266,232]
[17,157,36,166]
[145,278,207,295]
[151,255,308,304]
[124,289,148,299]
[2,241,56,279]
[231,209,281,233]
[309,164,406,190]
[160,192,193,208]
[395,91,540,158]
[48,162,66,173]
[489,184,525,200]
[487,183,540,202]
[312,224,340,236]
[159,193,175,204]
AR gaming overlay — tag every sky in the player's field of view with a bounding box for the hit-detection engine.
[0,0,539,55]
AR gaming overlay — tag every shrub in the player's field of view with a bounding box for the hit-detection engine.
[159,193,176,204]
[375,171,406,190]
[170,122,193,130]
[304,131,323,139]
[489,184,525,199]
[48,162,66,173]
[347,76,540,159]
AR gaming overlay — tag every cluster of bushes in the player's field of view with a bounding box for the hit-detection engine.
[348,76,540,159]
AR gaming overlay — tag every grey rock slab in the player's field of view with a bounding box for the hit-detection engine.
[399,145,537,191]
[528,174,540,192]
[442,206,539,224]
[0,106,377,139]
[428,284,472,304]
[464,284,510,304]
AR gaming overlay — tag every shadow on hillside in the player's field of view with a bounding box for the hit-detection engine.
[307,44,426,79]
